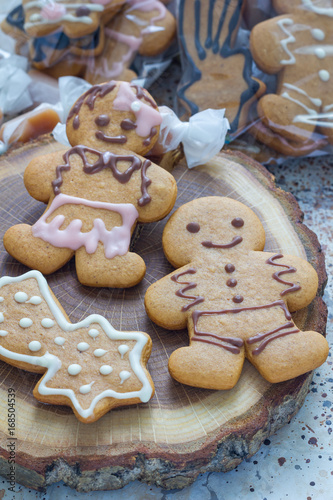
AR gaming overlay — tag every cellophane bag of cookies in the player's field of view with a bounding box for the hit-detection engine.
[0,1,177,86]
[176,0,333,164]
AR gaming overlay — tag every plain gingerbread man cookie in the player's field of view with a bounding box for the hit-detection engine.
[250,0,333,155]
[4,81,177,288]
[145,197,329,390]
[0,270,154,423]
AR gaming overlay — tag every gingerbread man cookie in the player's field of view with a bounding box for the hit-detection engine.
[177,0,265,134]
[145,197,329,390]
[250,0,333,155]
[22,0,125,38]
[0,270,154,423]
[85,0,176,84]
[4,81,177,288]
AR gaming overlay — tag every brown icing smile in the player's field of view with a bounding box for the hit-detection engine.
[95,131,127,144]
[202,236,243,249]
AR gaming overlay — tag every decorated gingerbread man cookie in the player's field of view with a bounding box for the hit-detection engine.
[85,0,176,84]
[145,197,329,390]
[22,0,125,39]
[250,0,333,155]
[0,270,154,423]
[177,0,265,135]
[4,81,177,288]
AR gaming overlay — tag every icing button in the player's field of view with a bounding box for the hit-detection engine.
[68,364,82,376]
[94,349,107,357]
[79,382,94,394]
[311,28,325,41]
[77,342,90,352]
[28,296,42,305]
[233,295,244,304]
[119,370,131,384]
[19,318,33,328]
[88,328,99,339]
[225,264,235,274]
[319,70,330,82]
[0,312,4,323]
[131,101,141,112]
[54,337,66,346]
[41,318,55,328]
[100,365,113,375]
[0,330,8,336]
[14,292,28,303]
[315,48,326,59]
[28,341,41,352]
[118,345,129,358]
[227,278,237,288]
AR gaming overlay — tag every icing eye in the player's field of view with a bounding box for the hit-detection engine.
[231,217,244,228]
[186,222,200,233]
[95,114,110,127]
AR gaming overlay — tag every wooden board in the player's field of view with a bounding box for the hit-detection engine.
[0,137,327,492]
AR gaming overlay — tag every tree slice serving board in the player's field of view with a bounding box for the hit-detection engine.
[0,137,327,492]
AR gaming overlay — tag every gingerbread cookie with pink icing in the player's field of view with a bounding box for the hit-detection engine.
[0,270,154,423]
[3,81,177,288]
[145,197,329,389]
[22,0,125,39]
[250,0,333,155]
[84,0,176,84]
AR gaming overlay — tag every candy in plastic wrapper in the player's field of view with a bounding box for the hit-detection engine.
[153,106,230,168]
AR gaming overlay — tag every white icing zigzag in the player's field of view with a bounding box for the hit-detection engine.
[0,270,153,421]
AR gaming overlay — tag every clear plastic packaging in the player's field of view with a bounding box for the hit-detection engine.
[1,1,177,84]
[176,0,333,164]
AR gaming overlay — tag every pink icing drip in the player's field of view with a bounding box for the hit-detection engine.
[103,28,142,78]
[32,193,139,259]
[113,82,162,136]
[40,2,66,20]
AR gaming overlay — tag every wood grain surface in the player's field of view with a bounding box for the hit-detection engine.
[0,137,327,492]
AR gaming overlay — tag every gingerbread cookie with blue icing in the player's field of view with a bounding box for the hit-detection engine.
[0,270,154,423]
[177,0,265,135]
[3,81,177,288]
[250,0,333,155]
[145,196,329,389]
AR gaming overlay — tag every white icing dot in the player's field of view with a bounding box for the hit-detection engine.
[0,312,4,323]
[118,344,129,359]
[19,318,33,328]
[79,382,94,394]
[99,365,113,375]
[94,349,107,357]
[0,330,8,337]
[312,98,322,107]
[28,341,41,352]
[68,364,82,376]
[131,101,141,112]
[28,296,42,305]
[315,48,326,59]
[319,70,330,81]
[29,13,42,22]
[0,297,4,302]
[119,370,131,384]
[77,342,90,352]
[88,329,99,339]
[311,28,325,41]
[54,336,66,346]
[41,318,55,328]
[14,292,28,303]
